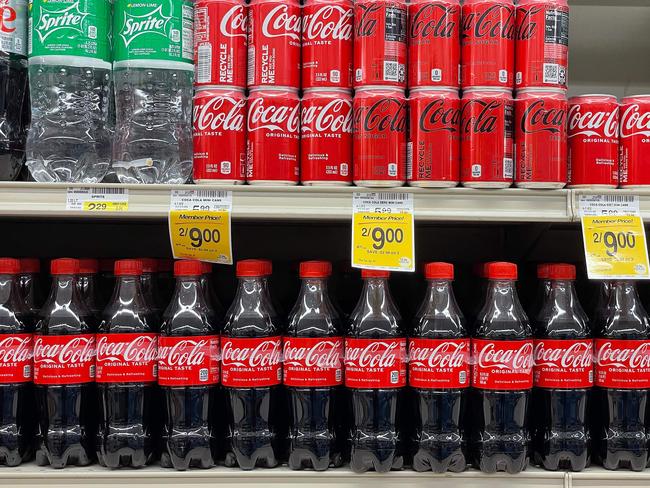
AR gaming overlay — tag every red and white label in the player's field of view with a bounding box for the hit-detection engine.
[344,338,407,389]
[620,97,650,186]
[471,339,534,390]
[595,339,650,389]
[33,334,96,385]
[158,335,220,387]
[283,337,344,387]
[408,338,470,389]
[221,336,282,387]
[96,333,158,383]
[0,334,33,383]
[533,339,593,389]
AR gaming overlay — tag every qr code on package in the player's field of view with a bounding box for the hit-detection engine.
[543,63,559,84]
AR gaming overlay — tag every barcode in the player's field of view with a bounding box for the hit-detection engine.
[193,190,230,199]
[503,158,513,179]
[406,142,413,180]
[376,192,409,201]
[603,194,635,203]
[196,44,212,84]
[543,63,559,84]
[94,187,126,195]
[247,47,255,85]
[383,61,398,82]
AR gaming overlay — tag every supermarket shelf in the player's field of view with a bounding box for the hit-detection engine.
[0,465,566,488]
[569,188,650,221]
[569,467,650,488]
[0,182,572,223]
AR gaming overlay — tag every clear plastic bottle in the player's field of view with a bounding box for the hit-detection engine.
[77,259,102,319]
[18,258,42,317]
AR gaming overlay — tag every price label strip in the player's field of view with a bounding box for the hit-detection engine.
[352,192,415,272]
[579,194,650,279]
[169,189,233,265]
[66,187,129,212]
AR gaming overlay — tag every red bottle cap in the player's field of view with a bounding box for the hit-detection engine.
[537,263,550,279]
[114,259,143,276]
[174,260,203,277]
[99,259,115,273]
[299,261,332,278]
[140,258,158,273]
[259,259,272,276]
[20,258,40,274]
[158,259,173,273]
[548,263,576,280]
[486,262,517,280]
[237,259,267,277]
[361,269,390,279]
[0,258,20,275]
[201,261,213,275]
[79,259,99,275]
[424,262,454,280]
[51,258,80,276]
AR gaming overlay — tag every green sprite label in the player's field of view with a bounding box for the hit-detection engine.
[113,0,193,65]
[28,0,111,61]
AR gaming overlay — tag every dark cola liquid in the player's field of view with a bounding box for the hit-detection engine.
[411,280,468,473]
[159,277,218,470]
[18,271,43,317]
[222,277,284,469]
[286,277,345,471]
[533,280,591,471]
[35,275,96,468]
[0,272,34,466]
[594,282,650,471]
[97,276,157,468]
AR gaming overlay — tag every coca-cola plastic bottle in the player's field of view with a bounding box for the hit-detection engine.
[78,259,102,318]
[200,262,224,320]
[284,261,345,471]
[140,258,163,320]
[34,258,96,468]
[96,259,158,468]
[591,281,611,326]
[531,263,551,320]
[533,264,592,471]
[409,262,470,472]
[98,259,115,306]
[470,261,533,473]
[18,258,43,317]
[0,258,34,466]
[221,259,283,469]
[159,260,220,470]
[593,280,650,471]
[345,269,407,473]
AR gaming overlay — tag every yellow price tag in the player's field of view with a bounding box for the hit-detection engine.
[169,210,232,264]
[581,215,650,279]
[352,211,414,271]
[82,201,128,212]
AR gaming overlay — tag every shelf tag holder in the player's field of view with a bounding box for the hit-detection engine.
[66,187,129,212]
[351,192,415,272]
[579,194,650,279]
[168,189,233,265]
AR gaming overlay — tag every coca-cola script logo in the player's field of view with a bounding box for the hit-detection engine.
[194,95,245,132]
[409,340,467,368]
[514,5,541,41]
[158,339,211,367]
[301,99,352,133]
[461,100,500,134]
[461,4,515,41]
[409,4,457,39]
[596,341,650,369]
[284,339,343,369]
[620,103,650,139]
[34,336,95,364]
[261,4,301,41]
[419,99,460,132]
[520,99,566,134]
[345,341,401,369]
[353,99,407,133]
[477,342,534,370]
[0,1,17,34]
[534,341,592,369]
[0,336,33,363]
[221,339,282,368]
[355,3,381,37]
[97,335,157,363]
[221,4,247,38]
[568,104,619,138]
[248,97,300,133]
[303,5,352,41]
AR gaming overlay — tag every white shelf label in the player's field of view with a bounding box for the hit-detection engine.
[66,187,129,212]
[170,189,232,212]
[579,194,639,217]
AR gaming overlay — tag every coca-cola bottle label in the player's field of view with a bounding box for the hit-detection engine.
[408,338,470,389]
[533,339,593,389]
[471,338,534,390]
[594,338,650,389]
[95,333,159,383]
[344,338,407,389]
[0,334,33,383]
[283,337,344,387]
[221,336,283,387]
[158,335,220,387]
[33,334,96,385]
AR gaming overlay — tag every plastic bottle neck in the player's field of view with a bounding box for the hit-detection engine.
[48,275,78,306]
[230,276,277,317]
[537,279,589,336]
[171,276,208,310]
[414,279,465,336]
[0,273,25,316]
[288,278,340,335]
[109,275,147,308]
[602,281,650,335]
[350,278,401,332]
[476,279,529,336]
